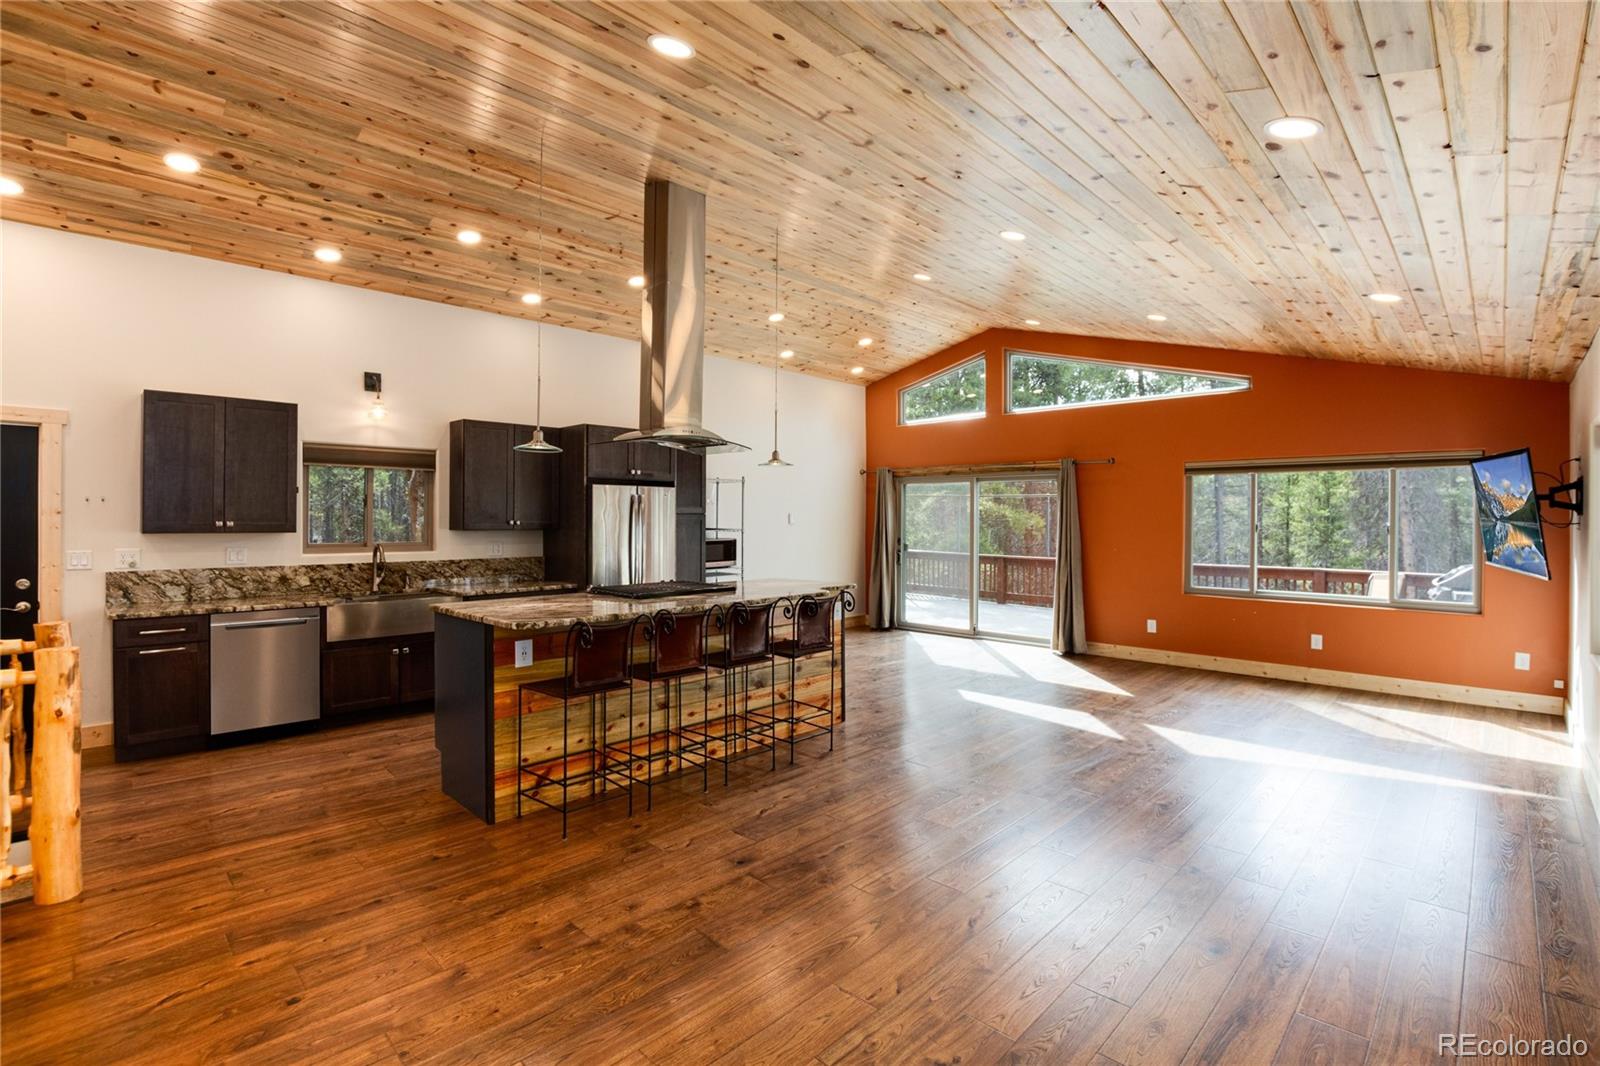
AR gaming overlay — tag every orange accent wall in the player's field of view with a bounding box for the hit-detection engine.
[865,329,1571,697]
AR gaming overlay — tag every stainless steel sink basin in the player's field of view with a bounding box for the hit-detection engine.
[325,591,459,643]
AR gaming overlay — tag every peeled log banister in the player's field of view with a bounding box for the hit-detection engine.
[0,669,38,689]
[29,645,82,905]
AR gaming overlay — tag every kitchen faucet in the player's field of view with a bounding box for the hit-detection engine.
[371,543,387,594]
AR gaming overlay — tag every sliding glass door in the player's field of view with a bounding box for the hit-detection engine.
[898,475,1059,644]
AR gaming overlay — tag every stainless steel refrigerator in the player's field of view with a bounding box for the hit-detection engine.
[590,484,676,586]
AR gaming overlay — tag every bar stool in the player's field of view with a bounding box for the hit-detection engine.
[702,600,779,783]
[624,608,713,803]
[767,593,843,766]
[516,618,638,838]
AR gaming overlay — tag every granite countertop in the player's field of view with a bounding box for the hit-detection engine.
[105,580,582,621]
[434,579,857,633]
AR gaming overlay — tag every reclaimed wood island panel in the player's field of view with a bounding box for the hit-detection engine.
[432,580,854,823]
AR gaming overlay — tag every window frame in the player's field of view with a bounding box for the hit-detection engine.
[1182,452,1484,615]
[1004,349,1251,415]
[302,447,436,554]
[898,354,988,426]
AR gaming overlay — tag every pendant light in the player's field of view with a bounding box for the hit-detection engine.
[758,219,793,468]
[516,121,562,454]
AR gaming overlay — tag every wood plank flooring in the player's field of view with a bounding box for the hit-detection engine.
[3,629,1598,1065]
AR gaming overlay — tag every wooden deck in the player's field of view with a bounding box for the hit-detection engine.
[2,628,1596,1064]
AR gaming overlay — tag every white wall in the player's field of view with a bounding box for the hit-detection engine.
[1569,336,1600,827]
[0,222,865,727]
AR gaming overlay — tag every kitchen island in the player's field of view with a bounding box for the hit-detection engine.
[433,580,855,823]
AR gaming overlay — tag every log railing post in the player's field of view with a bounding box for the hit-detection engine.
[30,644,81,905]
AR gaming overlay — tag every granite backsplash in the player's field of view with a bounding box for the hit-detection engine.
[105,556,545,609]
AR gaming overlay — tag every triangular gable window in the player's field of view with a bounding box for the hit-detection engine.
[1007,351,1248,413]
[900,355,986,424]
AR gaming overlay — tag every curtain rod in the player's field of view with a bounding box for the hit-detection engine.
[859,458,1114,476]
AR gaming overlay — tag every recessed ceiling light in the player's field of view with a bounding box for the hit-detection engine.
[850,366,865,376]
[313,247,342,264]
[521,292,543,305]
[1367,291,1402,304]
[457,229,483,245]
[913,273,932,281]
[1025,319,1041,326]
[1147,313,1168,322]
[0,177,21,196]
[779,349,795,359]
[1000,230,1027,242]
[1263,116,1323,140]
[649,34,695,59]
[163,152,201,174]
[768,311,785,323]
[627,275,646,289]
[857,337,873,347]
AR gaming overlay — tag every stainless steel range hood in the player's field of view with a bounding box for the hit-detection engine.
[614,180,748,454]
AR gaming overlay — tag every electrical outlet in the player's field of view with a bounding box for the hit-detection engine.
[1514,651,1531,671]
[1310,633,1323,650]
[115,549,141,570]
[489,541,505,558]
[1554,679,1566,690]
[514,639,533,668]
[1146,619,1157,634]
[225,546,248,565]
[66,550,92,571]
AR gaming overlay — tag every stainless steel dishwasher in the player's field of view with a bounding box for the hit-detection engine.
[210,607,322,735]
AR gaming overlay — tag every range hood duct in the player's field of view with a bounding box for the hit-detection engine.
[614,180,748,454]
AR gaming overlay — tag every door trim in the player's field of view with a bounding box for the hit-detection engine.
[1,405,67,624]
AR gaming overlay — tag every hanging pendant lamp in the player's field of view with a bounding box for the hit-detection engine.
[516,121,562,454]
[758,219,792,468]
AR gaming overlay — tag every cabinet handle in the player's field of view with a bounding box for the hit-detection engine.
[214,520,223,528]
[137,647,183,656]
[392,647,401,656]
[226,520,235,528]
[402,646,411,654]
[137,627,186,636]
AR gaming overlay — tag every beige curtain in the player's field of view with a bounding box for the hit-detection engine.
[1052,459,1087,655]
[867,469,897,629]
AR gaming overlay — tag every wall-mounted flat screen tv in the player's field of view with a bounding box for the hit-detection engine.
[1470,448,1549,580]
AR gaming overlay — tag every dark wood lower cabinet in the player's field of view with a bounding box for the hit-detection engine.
[112,637,209,761]
[321,633,435,716]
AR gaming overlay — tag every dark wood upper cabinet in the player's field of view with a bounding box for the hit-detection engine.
[141,391,226,533]
[674,450,705,512]
[142,391,297,534]
[448,420,560,531]
[222,398,298,532]
[584,425,634,481]
[633,440,676,482]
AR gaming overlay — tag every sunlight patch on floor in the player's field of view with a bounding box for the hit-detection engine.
[959,689,1123,738]
[1147,724,1546,797]
[907,632,1017,676]
[984,641,1132,696]
[1301,699,1578,767]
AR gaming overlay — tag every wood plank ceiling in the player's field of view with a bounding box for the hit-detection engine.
[1,1,1596,383]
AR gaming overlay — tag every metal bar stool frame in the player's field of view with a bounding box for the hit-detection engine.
[515,617,640,838]
[763,592,848,766]
[617,608,714,805]
[701,600,781,783]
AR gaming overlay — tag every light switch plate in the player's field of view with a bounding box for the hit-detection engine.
[1310,633,1323,650]
[66,550,92,571]
[1146,619,1157,634]
[225,546,248,565]
[115,549,141,570]
[1514,651,1531,671]
[514,639,533,668]
[489,542,505,558]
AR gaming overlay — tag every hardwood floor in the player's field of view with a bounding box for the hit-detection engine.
[3,629,1597,1065]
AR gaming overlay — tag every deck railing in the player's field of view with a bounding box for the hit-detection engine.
[1190,563,1440,598]
[903,549,1055,606]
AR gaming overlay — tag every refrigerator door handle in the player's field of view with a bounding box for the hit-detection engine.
[627,492,638,583]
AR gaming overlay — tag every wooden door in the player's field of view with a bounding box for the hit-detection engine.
[511,425,561,529]
[113,642,209,755]
[142,390,225,533]
[222,398,298,532]
[321,640,401,715]
[632,441,676,482]
[585,425,634,481]
[452,420,514,530]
